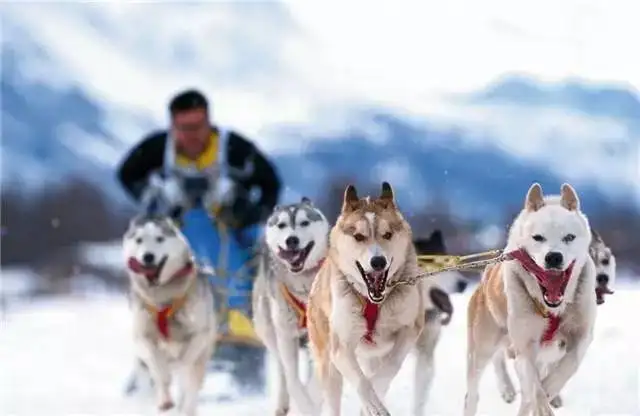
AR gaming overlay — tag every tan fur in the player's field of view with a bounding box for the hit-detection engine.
[307,183,426,416]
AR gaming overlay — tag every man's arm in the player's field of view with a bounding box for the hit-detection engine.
[226,131,282,226]
[116,132,168,202]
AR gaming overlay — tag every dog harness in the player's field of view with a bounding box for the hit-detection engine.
[278,258,326,330]
[508,248,575,345]
[354,292,380,345]
[531,298,561,345]
[138,262,195,340]
[280,284,307,329]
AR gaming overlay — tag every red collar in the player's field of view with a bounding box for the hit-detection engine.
[280,284,307,329]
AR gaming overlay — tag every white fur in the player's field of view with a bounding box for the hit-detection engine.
[254,202,330,415]
[123,218,217,416]
[464,184,597,416]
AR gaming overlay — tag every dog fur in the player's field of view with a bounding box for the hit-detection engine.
[488,225,617,409]
[123,215,217,415]
[252,197,330,415]
[307,182,427,416]
[464,183,596,416]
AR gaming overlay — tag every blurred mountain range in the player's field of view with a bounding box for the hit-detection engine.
[2,17,639,223]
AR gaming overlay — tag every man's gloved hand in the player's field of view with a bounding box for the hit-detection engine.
[148,172,187,208]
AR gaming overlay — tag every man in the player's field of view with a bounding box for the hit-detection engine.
[117,88,281,232]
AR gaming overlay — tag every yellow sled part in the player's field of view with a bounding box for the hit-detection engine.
[217,309,264,347]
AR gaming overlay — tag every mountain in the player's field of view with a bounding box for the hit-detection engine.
[2,16,638,223]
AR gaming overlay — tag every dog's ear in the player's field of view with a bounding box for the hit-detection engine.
[560,183,580,211]
[525,182,545,212]
[590,227,603,243]
[378,181,396,209]
[342,184,359,213]
[301,196,312,205]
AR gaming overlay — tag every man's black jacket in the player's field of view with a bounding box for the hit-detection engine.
[116,129,282,229]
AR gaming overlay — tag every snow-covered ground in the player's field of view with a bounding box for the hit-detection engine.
[1,284,638,416]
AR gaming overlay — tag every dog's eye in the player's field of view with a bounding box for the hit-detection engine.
[156,236,164,243]
[277,223,287,229]
[562,234,576,243]
[135,237,143,244]
[300,220,310,227]
[532,234,546,242]
[354,233,366,242]
[382,232,393,240]
[601,258,609,266]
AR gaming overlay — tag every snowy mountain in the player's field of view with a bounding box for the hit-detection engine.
[1,3,639,222]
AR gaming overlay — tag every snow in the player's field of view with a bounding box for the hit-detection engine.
[1,282,639,416]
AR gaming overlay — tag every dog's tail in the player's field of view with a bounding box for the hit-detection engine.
[429,287,453,325]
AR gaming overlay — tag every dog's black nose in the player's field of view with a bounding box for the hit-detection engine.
[544,251,564,269]
[142,252,155,265]
[370,256,387,271]
[455,279,468,293]
[285,235,300,249]
[596,274,609,285]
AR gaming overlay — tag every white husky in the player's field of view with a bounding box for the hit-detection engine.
[464,183,596,416]
[123,215,217,416]
[252,197,330,415]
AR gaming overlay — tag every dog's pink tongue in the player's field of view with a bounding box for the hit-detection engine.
[128,257,154,277]
[542,271,565,303]
[368,271,385,293]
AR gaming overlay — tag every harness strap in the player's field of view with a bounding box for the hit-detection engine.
[279,283,307,329]
[354,292,380,344]
[532,298,561,345]
[140,263,195,339]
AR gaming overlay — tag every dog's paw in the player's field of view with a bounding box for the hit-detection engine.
[549,395,563,408]
[500,386,516,404]
[158,400,175,411]
[275,407,289,416]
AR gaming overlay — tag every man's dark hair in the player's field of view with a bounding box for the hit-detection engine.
[169,89,209,115]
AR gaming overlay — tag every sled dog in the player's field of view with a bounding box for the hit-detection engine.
[123,215,217,415]
[489,224,617,409]
[590,228,616,305]
[464,183,596,416]
[307,182,427,416]
[252,197,330,415]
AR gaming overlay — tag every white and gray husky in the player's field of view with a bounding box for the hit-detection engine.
[252,197,330,415]
[123,215,217,416]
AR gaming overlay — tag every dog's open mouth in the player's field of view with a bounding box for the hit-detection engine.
[278,242,314,273]
[538,268,567,308]
[127,256,168,285]
[595,282,614,305]
[355,261,389,304]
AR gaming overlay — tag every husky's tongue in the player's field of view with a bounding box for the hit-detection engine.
[364,270,387,300]
[127,257,161,282]
[595,284,614,305]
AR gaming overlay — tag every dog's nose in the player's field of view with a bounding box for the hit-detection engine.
[142,252,155,266]
[455,279,468,293]
[544,251,564,269]
[370,256,387,271]
[285,235,300,249]
[596,274,609,285]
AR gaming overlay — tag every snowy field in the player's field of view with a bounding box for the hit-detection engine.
[1,283,639,416]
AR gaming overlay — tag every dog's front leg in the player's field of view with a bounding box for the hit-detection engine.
[178,333,214,416]
[136,337,173,411]
[331,337,389,416]
[371,325,421,398]
[541,335,592,403]
[275,330,317,415]
[513,342,553,416]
